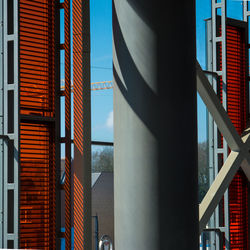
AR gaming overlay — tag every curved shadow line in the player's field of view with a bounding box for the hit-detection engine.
[113,5,160,139]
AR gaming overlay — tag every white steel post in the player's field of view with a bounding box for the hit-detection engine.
[3,0,19,248]
[211,0,230,249]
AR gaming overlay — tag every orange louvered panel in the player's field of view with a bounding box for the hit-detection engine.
[227,25,248,250]
[19,0,55,118]
[219,23,248,249]
[229,171,248,249]
[19,1,56,249]
[20,122,55,249]
[226,26,247,134]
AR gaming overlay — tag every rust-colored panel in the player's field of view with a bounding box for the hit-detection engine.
[219,24,248,249]
[73,0,85,245]
[19,0,55,118]
[19,1,56,249]
[20,122,55,249]
[226,25,248,250]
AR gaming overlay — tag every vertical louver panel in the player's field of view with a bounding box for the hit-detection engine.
[219,23,248,249]
[19,0,55,117]
[20,122,55,249]
[226,25,248,250]
[226,26,247,134]
[229,171,248,249]
[19,1,56,249]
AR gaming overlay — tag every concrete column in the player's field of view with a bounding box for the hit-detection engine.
[113,1,198,249]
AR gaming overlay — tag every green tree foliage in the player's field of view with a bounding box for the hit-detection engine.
[198,141,209,203]
[92,147,114,173]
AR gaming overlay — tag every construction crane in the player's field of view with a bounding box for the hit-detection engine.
[20,81,114,100]
[60,80,113,91]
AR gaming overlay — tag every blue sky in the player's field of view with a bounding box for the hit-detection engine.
[90,0,113,143]
[90,0,244,144]
[60,0,113,158]
[60,0,246,155]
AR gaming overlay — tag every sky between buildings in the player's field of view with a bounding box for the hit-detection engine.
[61,0,246,158]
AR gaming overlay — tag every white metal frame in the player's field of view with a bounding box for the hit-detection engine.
[2,0,19,248]
[243,1,250,23]
[197,61,250,235]
[209,1,230,248]
[202,2,250,249]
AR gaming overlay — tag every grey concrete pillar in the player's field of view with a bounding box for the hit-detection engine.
[113,1,198,249]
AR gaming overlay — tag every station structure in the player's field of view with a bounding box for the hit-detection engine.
[1,0,250,249]
[0,0,88,248]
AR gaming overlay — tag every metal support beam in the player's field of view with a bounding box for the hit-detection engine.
[199,150,244,232]
[113,1,198,249]
[243,0,249,22]
[197,62,250,180]
[2,0,19,248]
[196,62,243,152]
[210,1,230,247]
[199,127,250,233]
[197,64,250,233]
